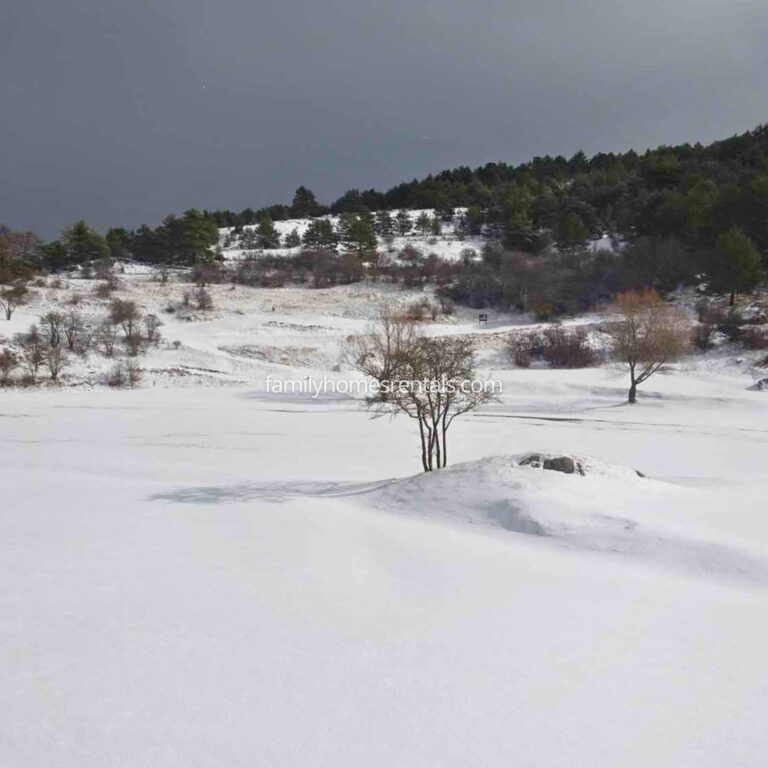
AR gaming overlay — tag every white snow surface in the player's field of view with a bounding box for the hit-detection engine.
[2,274,768,767]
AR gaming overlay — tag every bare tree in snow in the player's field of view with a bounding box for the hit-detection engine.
[1,282,29,320]
[345,311,497,472]
[608,290,691,403]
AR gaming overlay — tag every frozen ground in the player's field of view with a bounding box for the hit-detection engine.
[2,277,768,766]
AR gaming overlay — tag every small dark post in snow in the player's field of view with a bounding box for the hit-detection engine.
[478,313,488,325]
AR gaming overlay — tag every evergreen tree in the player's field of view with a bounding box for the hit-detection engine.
[374,210,394,239]
[556,212,590,253]
[302,219,338,249]
[415,211,431,235]
[709,227,764,305]
[106,227,131,260]
[167,210,219,265]
[395,210,411,236]
[256,216,281,249]
[285,228,301,248]
[463,206,484,236]
[63,220,109,265]
[342,215,377,260]
[39,241,69,271]
[290,186,322,218]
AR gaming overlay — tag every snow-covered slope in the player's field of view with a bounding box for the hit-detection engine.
[2,271,768,767]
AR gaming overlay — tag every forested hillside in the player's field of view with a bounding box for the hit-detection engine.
[3,124,767,315]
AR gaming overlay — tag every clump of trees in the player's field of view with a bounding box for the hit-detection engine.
[0,293,164,388]
[607,290,691,403]
[345,312,497,471]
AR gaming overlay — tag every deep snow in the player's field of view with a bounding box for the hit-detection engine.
[2,275,768,767]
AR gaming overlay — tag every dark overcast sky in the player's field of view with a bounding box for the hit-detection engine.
[2,0,767,237]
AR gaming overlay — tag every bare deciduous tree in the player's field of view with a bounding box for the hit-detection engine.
[125,359,142,388]
[1,282,29,320]
[63,311,84,351]
[45,346,69,381]
[108,360,142,388]
[15,325,46,381]
[144,313,162,343]
[345,312,498,472]
[96,318,120,357]
[608,290,691,403]
[125,330,143,357]
[0,348,18,385]
[40,311,65,347]
[110,299,140,338]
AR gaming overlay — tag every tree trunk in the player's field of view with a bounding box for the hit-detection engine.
[628,381,637,404]
[729,290,735,307]
[418,416,429,472]
[441,425,448,468]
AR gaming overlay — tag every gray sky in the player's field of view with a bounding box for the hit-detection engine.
[2,0,767,237]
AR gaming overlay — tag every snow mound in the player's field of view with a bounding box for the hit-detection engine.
[365,455,768,583]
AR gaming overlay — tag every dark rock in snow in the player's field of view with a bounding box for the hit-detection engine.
[519,453,585,476]
[753,378,768,391]
[543,456,578,474]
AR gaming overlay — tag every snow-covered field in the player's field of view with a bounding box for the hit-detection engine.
[2,274,768,766]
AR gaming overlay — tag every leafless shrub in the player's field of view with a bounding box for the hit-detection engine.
[96,319,120,357]
[508,333,534,368]
[15,325,46,381]
[144,313,162,344]
[94,281,112,299]
[402,297,440,322]
[0,348,18,385]
[740,326,768,350]
[125,359,142,387]
[107,361,127,387]
[125,330,143,357]
[194,287,213,310]
[532,300,557,322]
[542,326,598,368]
[45,346,69,381]
[108,359,142,388]
[67,292,83,306]
[692,323,716,351]
[193,262,222,287]
[439,297,455,315]
[94,258,118,289]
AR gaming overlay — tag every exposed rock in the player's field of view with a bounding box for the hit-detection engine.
[544,456,578,474]
[518,452,645,478]
[753,378,768,392]
[519,453,585,476]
